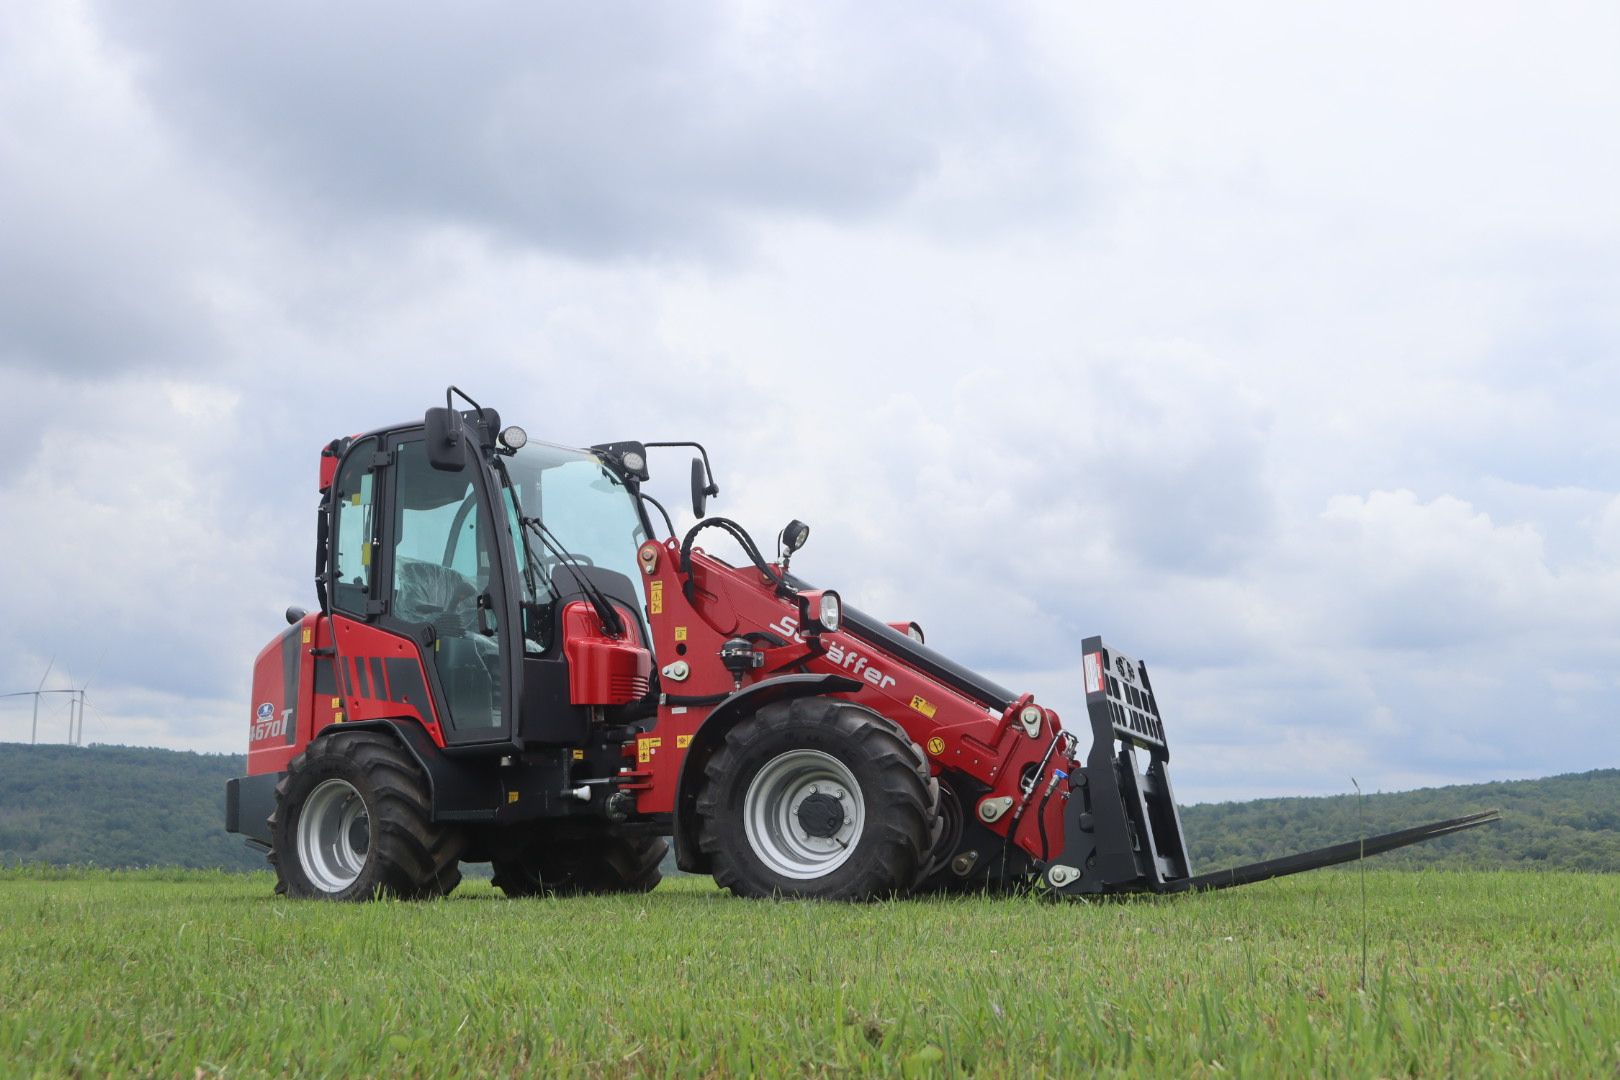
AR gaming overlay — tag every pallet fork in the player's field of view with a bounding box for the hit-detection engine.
[1046,637,1500,896]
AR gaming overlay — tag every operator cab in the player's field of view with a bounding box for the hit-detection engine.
[323,400,656,753]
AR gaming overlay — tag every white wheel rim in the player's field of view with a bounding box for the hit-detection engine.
[743,749,864,880]
[297,778,371,893]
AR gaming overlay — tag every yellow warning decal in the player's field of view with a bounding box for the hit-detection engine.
[637,736,662,764]
[649,580,664,616]
[360,543,371,567]
[674,625,688,642]
[572,749,585,760]
[301,628,312,644]
[507,790,520,804]
[331,697,341,709]
[333,712,344,724]
[910,695,938,719]
[676,734,692,749]
[351,493,361,506]
[926,736,946,756]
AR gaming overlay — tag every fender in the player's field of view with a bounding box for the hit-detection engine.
[671,672,864,873]
[226,716,495,846]
[308,719,507,822]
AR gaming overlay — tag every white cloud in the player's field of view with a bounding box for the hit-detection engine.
[88,1,1073,257]
[0,378,291,704]
[1312,489,1556,647]
[0,1,259,374]
[0,0,1616,804]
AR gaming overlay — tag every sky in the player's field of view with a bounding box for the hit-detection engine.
[1,1,1616,803]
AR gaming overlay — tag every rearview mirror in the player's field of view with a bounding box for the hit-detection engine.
[690,456,710,517]
[424,407,466,472]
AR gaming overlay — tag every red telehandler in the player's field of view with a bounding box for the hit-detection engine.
[226,389,1497,900]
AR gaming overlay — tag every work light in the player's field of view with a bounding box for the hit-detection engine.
[818,591,841,632]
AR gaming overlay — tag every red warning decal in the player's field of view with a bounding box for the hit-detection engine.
[1083,652,1105,694]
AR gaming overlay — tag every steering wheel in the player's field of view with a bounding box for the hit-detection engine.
[396,559,481,636]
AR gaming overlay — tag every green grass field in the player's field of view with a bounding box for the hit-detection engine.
[2,869,1616,1077]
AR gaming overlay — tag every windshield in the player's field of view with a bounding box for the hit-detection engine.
[497,441,648,650]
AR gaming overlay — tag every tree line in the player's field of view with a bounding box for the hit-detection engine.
[1,742,1615,873]
[1182,768,1620,873]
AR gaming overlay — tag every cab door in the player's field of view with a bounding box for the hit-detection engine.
[379,432,521,746]
[326,427,521,750]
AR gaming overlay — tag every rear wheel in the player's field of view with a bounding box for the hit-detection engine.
[491,835,667,897]
[919,776,964,881]
[914,781,1036,896]
[697,697,938,900]
[269,732,463,901]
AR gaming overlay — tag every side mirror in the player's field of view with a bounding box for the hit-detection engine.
[690,456,718,517]
[424,407,466,472]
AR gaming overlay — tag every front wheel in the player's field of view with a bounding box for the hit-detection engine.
[269,731,463,901]
[696,697,937,900]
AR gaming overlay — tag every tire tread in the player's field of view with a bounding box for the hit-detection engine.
[269,730,464,901]
[695,697,940,900]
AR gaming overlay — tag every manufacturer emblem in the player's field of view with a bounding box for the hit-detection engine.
[256,702,274,720]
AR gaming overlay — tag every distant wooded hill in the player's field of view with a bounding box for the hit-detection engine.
[1,743,1615,873]
[1182,769,1620,873]
[0,744,263,871]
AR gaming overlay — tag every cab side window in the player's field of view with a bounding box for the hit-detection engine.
[331,440,378,615]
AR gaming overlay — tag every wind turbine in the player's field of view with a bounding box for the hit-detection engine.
[31,656,54,745]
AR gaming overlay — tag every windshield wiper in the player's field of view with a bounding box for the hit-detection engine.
[490,458,545,609]
[492,453,627,639]
[522,517,626,638]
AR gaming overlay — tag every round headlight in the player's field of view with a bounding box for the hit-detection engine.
[500,425,528,450]
[906,622,925,644]
[622,450,646,473]
[819,592,841,632]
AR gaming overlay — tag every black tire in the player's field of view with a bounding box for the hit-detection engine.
[919,776,965,882]
[901,734,946,884]
[696,696,938,900]
[913,781,1041,896]
[268,731,463,901]
[491,835,667,898]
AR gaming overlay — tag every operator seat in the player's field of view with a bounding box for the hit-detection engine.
[395,557,501,727]
[394,557,481,633]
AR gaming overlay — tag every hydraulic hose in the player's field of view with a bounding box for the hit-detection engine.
[678,517,783,601]
[1035,770,1067,861]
